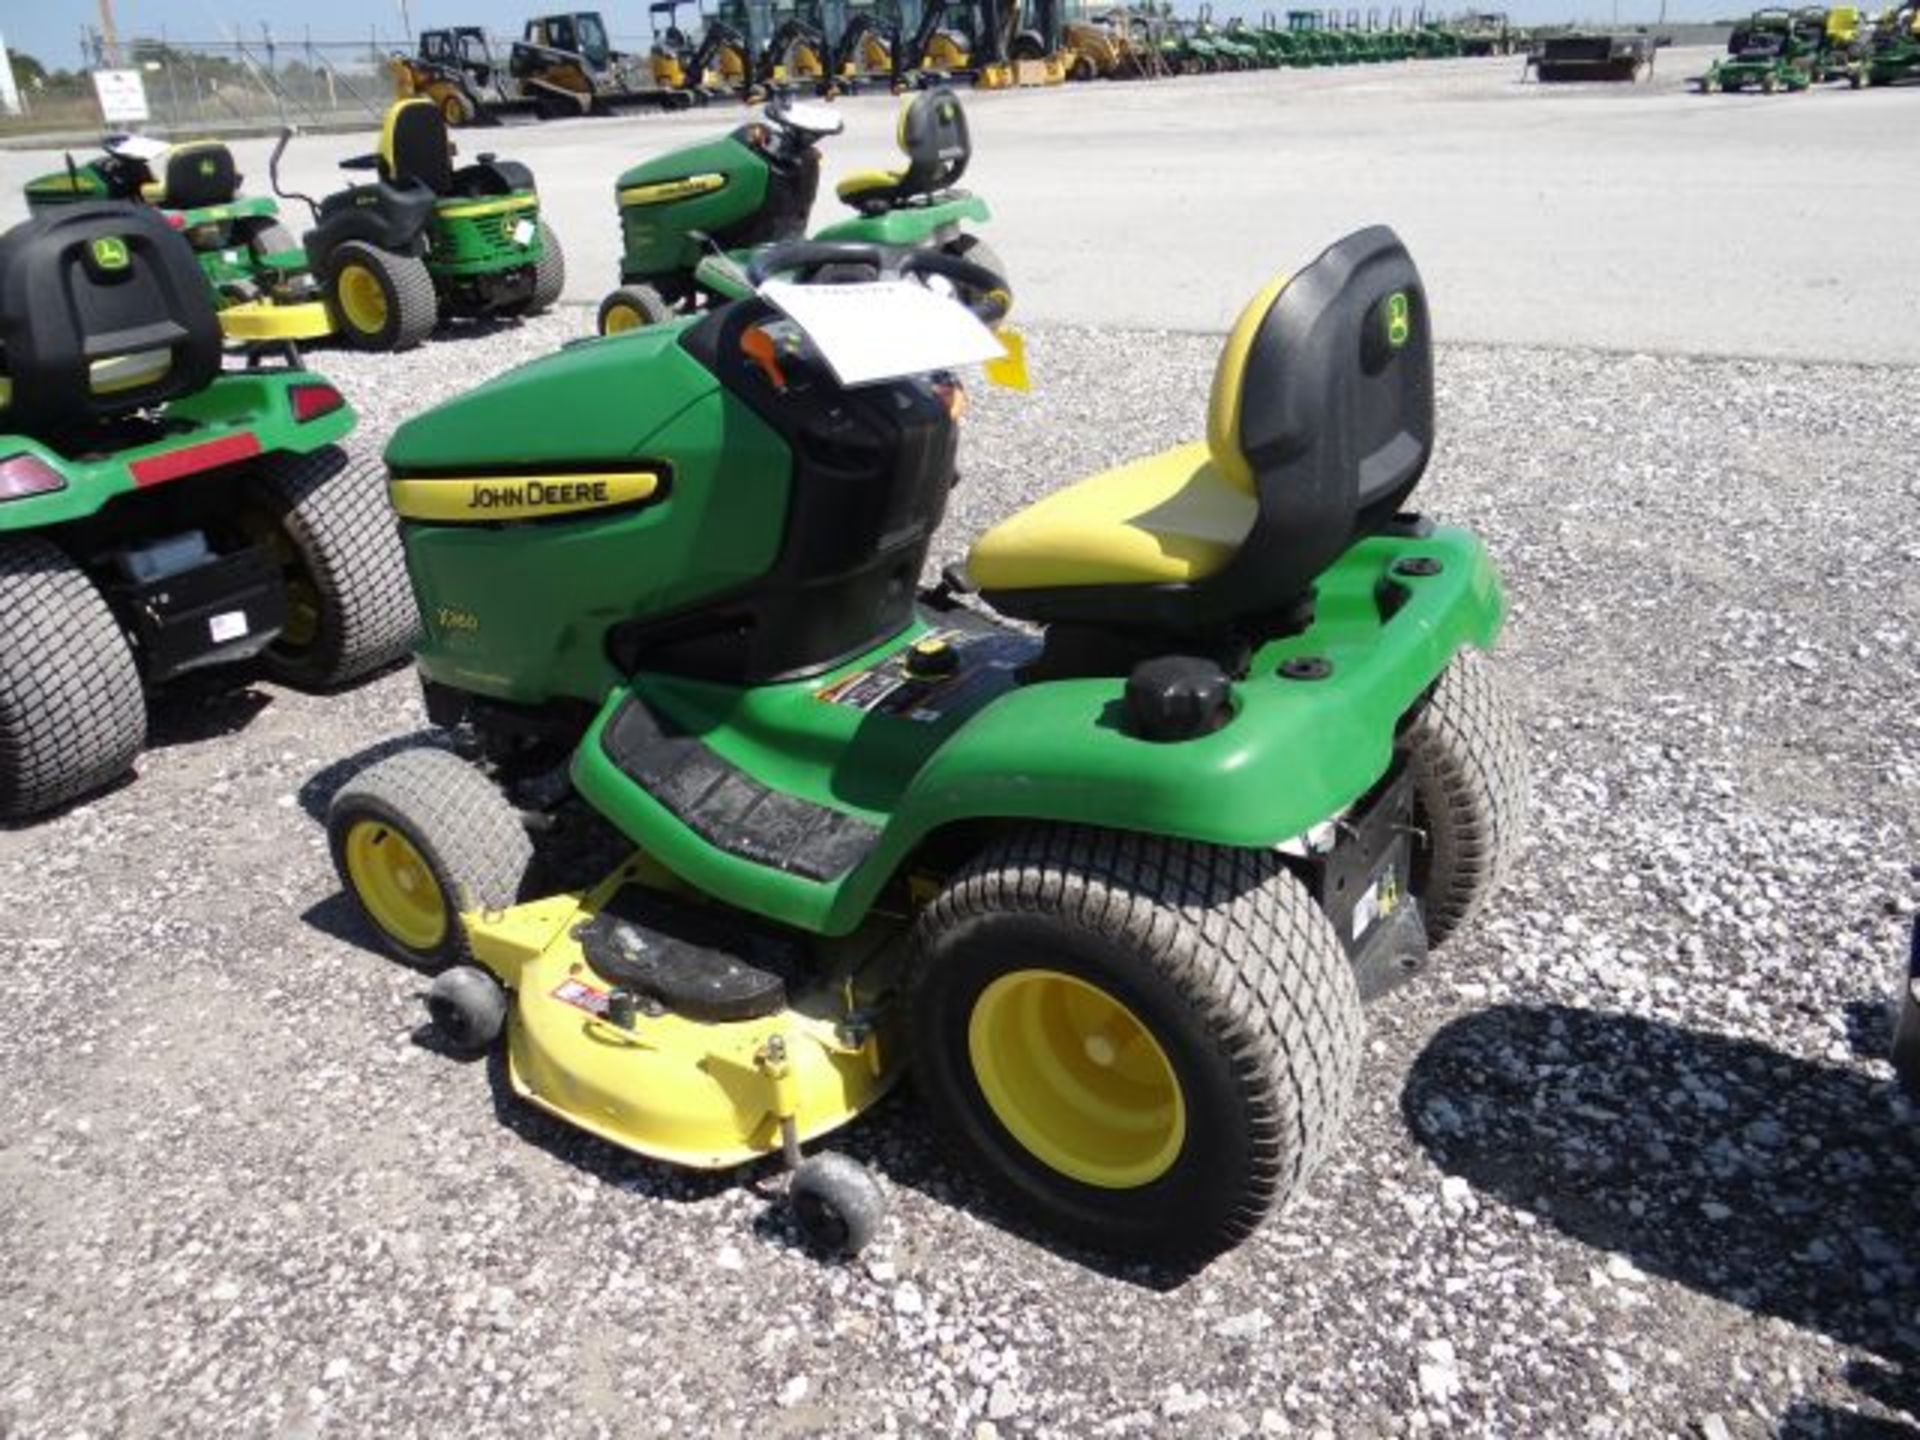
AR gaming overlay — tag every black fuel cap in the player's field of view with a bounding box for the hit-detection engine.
[1125,656,1232,742]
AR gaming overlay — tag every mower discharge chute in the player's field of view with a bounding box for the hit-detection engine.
[0,203,414,820]
[24,136,334,345]
[276,100,565,352]
[598,86,1005,336]
[325,225,1526,1263]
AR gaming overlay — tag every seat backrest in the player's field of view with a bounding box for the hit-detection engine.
[1200,225,1432,616]
[157,141,239,208]
[378,99,455,194]
[894,86,971,196]
[0,202,223,438]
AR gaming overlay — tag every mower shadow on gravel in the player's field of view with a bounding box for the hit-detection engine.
[1405,1004,1920,1429]
[141,683,275,752]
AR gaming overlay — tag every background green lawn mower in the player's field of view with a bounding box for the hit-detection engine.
[324,224,1526,1264]
[1698,8,1818,90]
[23,136,335,347]
[598,86,1003,335]
[0,203,415,820]
[1855,2,1920,84]
[272,99,566,352]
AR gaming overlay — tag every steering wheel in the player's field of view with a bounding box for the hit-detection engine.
[747,241,1010,327]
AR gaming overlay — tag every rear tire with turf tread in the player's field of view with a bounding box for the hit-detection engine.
[248,444,418,688]
[327,745,536,970]
[908,825,1364,1264]
[329,240,436,352]
[1402,649,1528,949]
[525,221,566,315]
[0,536,147,820]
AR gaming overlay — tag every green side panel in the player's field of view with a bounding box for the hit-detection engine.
[23,163,110,211]
[169,196,280,227]
[616,135,770,281]
[570,526,1506,935]
[0,371,354,532]
[428,191,544,277]
[395,328,792,707]
[813,194,992,247]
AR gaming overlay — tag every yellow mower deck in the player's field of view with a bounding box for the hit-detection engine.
[218,299,336,344]
[462,859,905,1169]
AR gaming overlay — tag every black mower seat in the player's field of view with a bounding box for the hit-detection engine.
[368,98,535,202]
[835,86,971,210]
[378,98,457,195]
[968,226,1433,634]
[140,141,240,209]
[0,202,222,439]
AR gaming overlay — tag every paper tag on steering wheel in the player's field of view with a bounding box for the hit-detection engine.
[984,327,1029,392]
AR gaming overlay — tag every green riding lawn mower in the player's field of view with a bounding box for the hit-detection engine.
[324,224,1526,1263]
[598,86,1005,336]
[272,99,566,352]
[23,135,336,347]
[1698,7,1821,90]
[1855,2,1920,84]
[0,202,414,821]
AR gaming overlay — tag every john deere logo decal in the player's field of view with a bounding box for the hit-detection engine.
[91,236,130,271]
[198,157,218,177]
[1384,291,1411,349]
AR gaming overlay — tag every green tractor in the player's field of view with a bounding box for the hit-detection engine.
[323,225,1526,1263]
[598,86,1004,335]
[271,99,566,352]
[0,203,414,820]
[23,135,335,347]
[1698,8,1818,90]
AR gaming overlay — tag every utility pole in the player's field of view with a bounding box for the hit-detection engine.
[97,0,122,66]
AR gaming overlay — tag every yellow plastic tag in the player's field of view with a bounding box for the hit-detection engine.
[985,328,1030,392]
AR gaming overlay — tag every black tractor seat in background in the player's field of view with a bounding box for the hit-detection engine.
[0,202,222,440]
[835,87,972,212]
[358,98,537,201]
[147,141,241,209]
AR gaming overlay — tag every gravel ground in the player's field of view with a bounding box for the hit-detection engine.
[2,310,1917,1438]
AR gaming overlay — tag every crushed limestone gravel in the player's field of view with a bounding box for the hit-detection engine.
[0,310,1915,1438]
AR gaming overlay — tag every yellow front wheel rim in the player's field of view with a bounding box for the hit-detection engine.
[968,969,1186,1189]
[344,819,448,952]
[602,302,645,334]
[336,263,389,336]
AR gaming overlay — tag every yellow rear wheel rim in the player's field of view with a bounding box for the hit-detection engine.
[602,302,645,334]
[968,969,1185,1189]
[344,819,448,952]
[336,263,389,336]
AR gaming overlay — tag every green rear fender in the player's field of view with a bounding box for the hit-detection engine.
[0,371,354,532]
[571,526,1506,936]
[813,194,992,248]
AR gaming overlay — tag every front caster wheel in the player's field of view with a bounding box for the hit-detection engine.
[789,1152,885,1256]
[427,965,508,1054]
